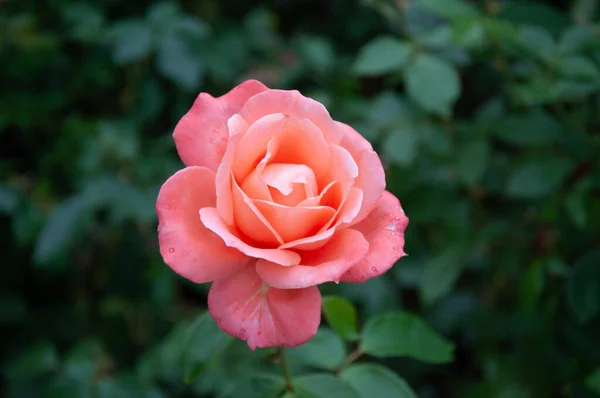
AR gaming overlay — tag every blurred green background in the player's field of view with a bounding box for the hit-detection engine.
[1,0,600,397]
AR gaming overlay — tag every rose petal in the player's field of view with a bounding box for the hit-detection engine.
[262,163,317,196]
[336,121,373,154]
[208,266,321,350]
[173,80,268,171]
[156,167,249,283]
[256,229,369,288]
[240,168,273,202]
[323,144,359,194]
[200,207,301,266]
[350,150,386,225]
[340,191,409,283]
[215,132,242,225]
[297,180,337,207]
[232,114,331,182]
[253,200,336,243]
[232,177,283,246]
[279,228,336,251]
[336,122,386,225]
[238,89,345,145]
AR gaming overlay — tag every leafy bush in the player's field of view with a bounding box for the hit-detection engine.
[1,0,599,397]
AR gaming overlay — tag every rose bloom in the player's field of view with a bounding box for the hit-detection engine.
[156,80,409,349]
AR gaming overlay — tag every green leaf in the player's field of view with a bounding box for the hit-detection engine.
[33,195,86,267]
[516,26,555,62]
[321,296,359,341]
[452,18,487,50]
[506,157,573,199]
[383,126,418,166]
[493,109,562,146]
[4,342,59,383]
[360,312,454,363]
[567,251,600,323]
[227,374,287,398]
[558,25,598,54]
[112,20,152,64]
[298,36,334,72]
[340,364,417,398]
[564,182,589,228]
[420,0,479,21]
[420,247,466,306]
[182,311,234,383]
[456,139,489,186]
[557,56,600,80]
[586,368,600,394]
[353,36,411,76]
[292,374,359,398]
[156,34,203,90]
[519,262,545,310]
[0,185,18,214]
[404,53,460,117]
[285,328,346,371]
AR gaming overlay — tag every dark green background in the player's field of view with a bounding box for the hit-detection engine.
[1,0,600,397]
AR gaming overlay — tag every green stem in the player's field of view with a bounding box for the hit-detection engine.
[280,348,293,391]
[336,347,364,373]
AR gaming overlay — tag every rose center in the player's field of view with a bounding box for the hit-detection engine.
[261,163,318,207]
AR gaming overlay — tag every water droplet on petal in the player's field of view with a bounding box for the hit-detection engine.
[371,266,378,273]
[240,327,247,334]
[345,257,351,261]
[345,271,351,275]
[168,248,175,253]
[164,205,171,210]
[394,216,401,221]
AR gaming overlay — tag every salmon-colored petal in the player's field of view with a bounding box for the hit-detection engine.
[232,114,331,182]
[232,177,283,246]
[336,121,373,154]
[260,163,317,206]
[200,207,300,266]
[323,144,358,194]
[351,150,386,225]
[340,191,409,283]
[336,122,386,225]
[262,163,317,196]
[256,229,369,289]
[173,80,268,171]
[238,89,345,145]
[208,266,321,350]
[253,200,336,243]
[297,180,338,208]
[240,167,272,202]
[156,167,249,283]
[333,187,363,226]
[279,228,336,251]
[215,131,243,226]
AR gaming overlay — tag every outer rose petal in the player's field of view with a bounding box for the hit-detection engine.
[336,121,386,225]
[336,120,373,154]
[238,89,345,145]
[208,266,321,350]
[256,229,369,288]
[351,150,386,225]
[340,191,409,283]
[173,80,268,171]
[200,207,301,266]
[156,167,249,283]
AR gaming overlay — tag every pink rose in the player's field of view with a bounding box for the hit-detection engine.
[156,80,409,349]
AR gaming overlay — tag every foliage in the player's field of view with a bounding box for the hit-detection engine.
[1,0,600,397]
